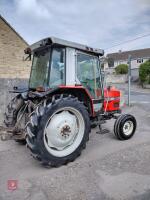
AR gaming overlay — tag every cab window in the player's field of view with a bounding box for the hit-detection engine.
[77,53,102,99]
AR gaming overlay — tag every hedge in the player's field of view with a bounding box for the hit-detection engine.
[115,64,128,74]
[139,60,150,85]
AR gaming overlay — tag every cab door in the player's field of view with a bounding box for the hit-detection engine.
[76,52,103,112]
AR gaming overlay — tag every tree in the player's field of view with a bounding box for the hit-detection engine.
[115,64,128,74]
[139,60,150,86]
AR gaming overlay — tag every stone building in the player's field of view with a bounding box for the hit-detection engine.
[0,15,31,125]
[0,15,31,78]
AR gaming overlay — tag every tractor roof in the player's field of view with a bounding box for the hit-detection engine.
[29,37,104,56]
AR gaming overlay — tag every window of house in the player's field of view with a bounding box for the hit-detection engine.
[107,57,114,68]
[137,58,143,63]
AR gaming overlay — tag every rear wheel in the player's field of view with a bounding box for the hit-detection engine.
[26,95,90,167]
[114,114,136,140]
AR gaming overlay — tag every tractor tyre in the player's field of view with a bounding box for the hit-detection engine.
[114,114,136,140]
[4,95,26,144]
[26,95,90,167]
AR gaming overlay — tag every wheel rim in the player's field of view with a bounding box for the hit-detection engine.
[44,107,85,157]
[123,120,134,136]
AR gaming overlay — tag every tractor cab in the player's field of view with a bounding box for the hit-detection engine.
[28,38,104,92]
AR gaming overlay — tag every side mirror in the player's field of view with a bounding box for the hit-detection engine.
[24,47,32,61]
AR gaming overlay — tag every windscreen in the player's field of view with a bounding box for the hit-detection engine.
[49,48,65,88]
[29,48,50,89]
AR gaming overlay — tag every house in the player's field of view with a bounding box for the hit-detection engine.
[104,48,150,81]
[104,48,150,70]
[0,15,31,79]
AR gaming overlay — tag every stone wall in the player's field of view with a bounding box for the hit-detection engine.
[106,74,128,84]
[0,78,28,125]
[0,17,31,79]
[104,67,139,83]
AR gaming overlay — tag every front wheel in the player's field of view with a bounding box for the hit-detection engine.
[114,114,137,140]
[26,96,90,167]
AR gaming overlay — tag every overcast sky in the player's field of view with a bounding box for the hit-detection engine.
[0,0,150,54]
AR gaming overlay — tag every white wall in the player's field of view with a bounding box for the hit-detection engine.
[130,58,148,69]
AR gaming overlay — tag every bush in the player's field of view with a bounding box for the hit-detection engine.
[115,64,128,74]
[139,60,150,85]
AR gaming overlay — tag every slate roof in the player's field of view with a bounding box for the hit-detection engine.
[106,48,150,61]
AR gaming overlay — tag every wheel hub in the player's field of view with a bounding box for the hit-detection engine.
[123,120,134,136]
[60,125,71,138]
[45,110,78,150]
[43,107,85,157]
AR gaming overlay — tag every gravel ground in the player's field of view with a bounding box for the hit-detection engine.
[0,103,150,200]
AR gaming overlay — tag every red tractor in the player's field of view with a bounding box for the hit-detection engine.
[4,37,136,167]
